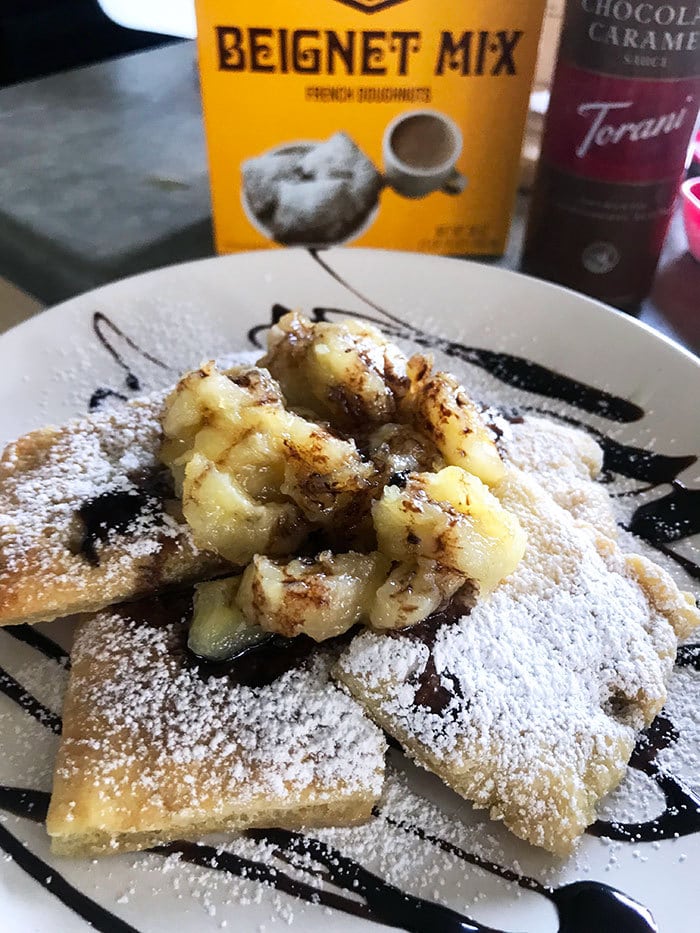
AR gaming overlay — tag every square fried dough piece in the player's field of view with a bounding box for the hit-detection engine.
[47,595,386,856]
[336,468,695,855]
[0,396,226,626]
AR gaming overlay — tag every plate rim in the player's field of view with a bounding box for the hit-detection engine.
[2,248,698,374]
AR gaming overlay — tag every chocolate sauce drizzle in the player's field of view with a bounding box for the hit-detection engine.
[89,311,174,411]
[591,673,700,843]
[305,250,645,422]
[250,296,699,582]
[0,668,62,734]
[388,586,475,715]
[0,782,661,933]
[192,632,320,688]
[677,644,700,671]
[629,483,700,545]
[77,468,173,566]
[89,387,128,411]
[250,299,644,424]
[92,311,170,394]
[0,627,669,933]
[383,815,658,932]
[0,820,140,933]
[519,407,700,581]
[590,717,700,842]
[4,624,70,667]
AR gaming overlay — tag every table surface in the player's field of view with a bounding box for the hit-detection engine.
[0,41,698,353]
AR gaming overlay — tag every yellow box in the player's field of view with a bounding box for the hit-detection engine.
[195,0,546,256]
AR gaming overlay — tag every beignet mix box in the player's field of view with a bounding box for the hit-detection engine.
[194,0,546,256]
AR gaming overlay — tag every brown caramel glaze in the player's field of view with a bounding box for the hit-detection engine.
[77,467,174,566]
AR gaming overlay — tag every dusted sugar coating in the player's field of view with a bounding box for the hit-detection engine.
[336,430,699,854]
[242,133,383,246]
[499,416,700,640]
[47,596,386,857]
[0,395,227,626]
[498,415,617,539]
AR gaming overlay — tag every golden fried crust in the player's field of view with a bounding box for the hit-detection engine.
[47,596,386,857]
[0,397,228,626]
[336,463,697,856]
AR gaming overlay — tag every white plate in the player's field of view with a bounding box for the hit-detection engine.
[0,249,698,933]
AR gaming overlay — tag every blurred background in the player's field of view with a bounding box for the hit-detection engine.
[0,1,182,88]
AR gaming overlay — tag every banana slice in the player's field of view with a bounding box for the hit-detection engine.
[373,466,526,595]
[161,363,372,565]
[400,359,505,486]
[260,311,409,426]
[189,577,270,661]
[370,558,466,630]
[237,551,389,642]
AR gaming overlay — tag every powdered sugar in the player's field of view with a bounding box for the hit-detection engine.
[51,604,385,842]
[1,394,171,570]
[338,466,679,852]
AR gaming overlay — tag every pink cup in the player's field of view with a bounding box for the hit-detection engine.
[681,176,700,263]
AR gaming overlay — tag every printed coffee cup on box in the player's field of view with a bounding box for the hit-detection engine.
[383,110,467,200]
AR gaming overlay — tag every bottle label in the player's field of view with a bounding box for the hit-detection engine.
[543,60,698,182]
[523,1,700,309]
[561,0,700,78]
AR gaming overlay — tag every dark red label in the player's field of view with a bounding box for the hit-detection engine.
[543,59,698,182]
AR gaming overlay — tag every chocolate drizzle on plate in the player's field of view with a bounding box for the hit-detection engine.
[549,881,657,933]
[89,387,129,411]
[516,407,700,580]
[628,483,700,546]
[0,778,659,933]
[590,706,700,843]
[92,311,169,396]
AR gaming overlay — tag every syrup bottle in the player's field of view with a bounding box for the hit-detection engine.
[521,0,700,313]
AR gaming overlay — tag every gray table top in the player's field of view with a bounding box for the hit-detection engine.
[0,41,698,354]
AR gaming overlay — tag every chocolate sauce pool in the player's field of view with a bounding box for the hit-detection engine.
[77,468,173,565]
[387,584,475,715]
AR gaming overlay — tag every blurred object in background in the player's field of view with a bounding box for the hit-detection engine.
[521,0,700,315]
[681,177,700,264]
[520,91,549,191]
[532,0,565,91]
[519,0,563,189]
[96,0,196,38]
[688,128,700,180]
[0,0,181,88]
